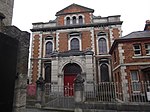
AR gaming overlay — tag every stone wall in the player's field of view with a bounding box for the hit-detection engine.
[0,0,14,25]
[2,26,30,112]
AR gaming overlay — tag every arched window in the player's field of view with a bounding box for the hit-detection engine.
[46,41,53,55]
[66,17,70,25]
[70,38,79,51]
[72,16,76,24]
[100,64,109,82]
[45,64,51,83]
[98,38,107,54]
[79,16,83,24]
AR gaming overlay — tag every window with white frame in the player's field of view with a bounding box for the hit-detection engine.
[100,63,109,82]
[45,41,53,55]
[68,32,81,51]
[65,15,84,25]
[79,16,83,24]
[145,43,150,55]
[72,16,77,24]
[70,38,79,51]
[98,38,107,54]
[97,32,108,54]
[133,44,141,56]
[66,17,70,25]
[130,70,140,91]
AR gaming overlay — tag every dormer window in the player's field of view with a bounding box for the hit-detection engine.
[79,16,83,24]
[66,17,70,25]
[72,16,77,24]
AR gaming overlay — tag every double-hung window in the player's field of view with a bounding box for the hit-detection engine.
[130,71,140,92]
[145,43,150,55]
[133,44,141,56]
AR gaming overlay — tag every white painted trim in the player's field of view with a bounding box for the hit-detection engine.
[64,14,85,25]
[90,27,95,52]
[68,36,82,51]
[113,62,150,71]
[132,55,150,59]
[56,32,59,51]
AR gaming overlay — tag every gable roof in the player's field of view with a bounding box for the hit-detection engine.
[55,3,94,16]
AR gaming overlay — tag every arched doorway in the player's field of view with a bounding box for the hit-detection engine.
[63,63,82,96]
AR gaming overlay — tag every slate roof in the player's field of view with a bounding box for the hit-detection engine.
[122,31,150,39]
[55,3,94,16]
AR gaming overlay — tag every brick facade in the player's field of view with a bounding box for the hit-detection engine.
[110,21,150,101]
[30,4,122,87]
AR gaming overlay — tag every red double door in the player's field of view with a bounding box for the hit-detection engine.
[64,74,76,96]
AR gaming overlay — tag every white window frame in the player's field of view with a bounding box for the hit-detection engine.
[145,43,150,55]
[44,36,54,57]
[96,33,109,55]
[130,70,140,92]
[133,44,141,56]
[68,36,81,51]
[64,15,71,25]
[64,14,85,25]
[98,60,111,82]
[78,14,85,24]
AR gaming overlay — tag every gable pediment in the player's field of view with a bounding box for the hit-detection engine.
[56,3,94,16]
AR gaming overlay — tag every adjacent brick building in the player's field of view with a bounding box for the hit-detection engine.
[110,20,150,102]
[30,4,122,93]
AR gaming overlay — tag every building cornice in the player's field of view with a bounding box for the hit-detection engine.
[31,21,123,32]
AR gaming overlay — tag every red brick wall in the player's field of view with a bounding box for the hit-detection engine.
[111,45,120,69]
[58,32,68,52]
[112,28,120,39]
[32,34,40,83]
[82,31,92,50]
[123,40,150,63]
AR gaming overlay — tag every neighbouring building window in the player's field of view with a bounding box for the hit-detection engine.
[145,43,150,55]
[133,44,141,56]
[98,38,107,54]
[72,16,77,24]
[79,16,83,24]
[66,17,70,25]
[46,41,53,55]
[130,70,140,91]
[44,63,51,83]
[100,63,109,82]
[70,38,79,51]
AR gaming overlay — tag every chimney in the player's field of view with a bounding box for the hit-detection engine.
[144,20,150,31]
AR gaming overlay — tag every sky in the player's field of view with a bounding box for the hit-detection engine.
[12,0,150,36]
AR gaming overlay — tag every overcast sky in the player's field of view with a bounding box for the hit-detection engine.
[12,0,150,36]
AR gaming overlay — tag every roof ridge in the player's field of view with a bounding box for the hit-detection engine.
[55,3,94,16]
